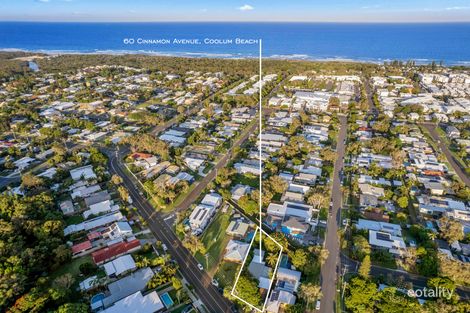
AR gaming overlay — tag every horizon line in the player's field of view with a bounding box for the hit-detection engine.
[1,20,470,24]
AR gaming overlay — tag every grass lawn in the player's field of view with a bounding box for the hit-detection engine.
[64,215,85,226]
[214,261,240,288]
[232,173,259,188]
[195,209,232,274]
[51,255,92,281]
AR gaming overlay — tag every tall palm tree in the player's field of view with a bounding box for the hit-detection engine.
[299,283,322,310]
[266,253,278,267]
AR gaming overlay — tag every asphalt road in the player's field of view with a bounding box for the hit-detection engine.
[364,77,379,118]
[421,123,470,187]
[320,115,348,313]
[107,148,233,313]
[171,108,273,216]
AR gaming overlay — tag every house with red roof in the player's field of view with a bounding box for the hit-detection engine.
[92,239,141,265]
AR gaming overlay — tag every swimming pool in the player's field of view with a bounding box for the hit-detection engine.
[160,292,174,308]
[90,293,105,310]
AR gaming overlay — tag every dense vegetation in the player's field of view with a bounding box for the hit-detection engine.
[0,192,85,311]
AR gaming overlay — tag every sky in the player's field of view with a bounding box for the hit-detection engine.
[0,0,470,22]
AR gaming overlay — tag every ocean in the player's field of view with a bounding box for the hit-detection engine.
[1,22,470,65]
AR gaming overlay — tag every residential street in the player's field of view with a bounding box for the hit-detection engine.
[106,148,233,313]
[170,108,273,217]
[320,115,348,313]
[421,123,470,187]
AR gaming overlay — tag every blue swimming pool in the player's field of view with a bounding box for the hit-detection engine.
[90,293,105,310]
[160,292,174,308]
[91,293,105,304]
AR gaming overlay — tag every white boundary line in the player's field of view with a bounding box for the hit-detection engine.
[230,226,283,312]
[259,38,263,263]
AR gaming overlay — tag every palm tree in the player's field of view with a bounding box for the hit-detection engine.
[266,253,278,267]
[299,283,322,310]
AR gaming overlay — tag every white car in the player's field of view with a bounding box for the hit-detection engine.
[211,279,219,287]
[315,300,321,310]
[197,263,204,270]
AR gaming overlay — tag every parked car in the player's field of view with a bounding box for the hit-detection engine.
[211,279,219,287]
[315,300,321,310]
[197,263,204,270]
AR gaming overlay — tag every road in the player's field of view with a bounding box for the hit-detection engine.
[364,77,379,118]
[172,108,273,216]
[320,115,348,313]
[340,253,470,300]
[106,148,233,313]
[421,123,470,187]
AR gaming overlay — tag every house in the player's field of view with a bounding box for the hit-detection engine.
[92,238,141,265]
[356,219,402,237]
[248,249,271,289]
[70,165,97,181]
[226,220,250,238]
[71,240,93,255]
[266,267,302,312]
[281,216,310,239]
[13,156,35,170]
[231,184,252,201]
[359,183,385,207]
[84,190,111,207]
[59,200,75,215]
[184,156,205,171]
[201,193,223,208]
[100,267,154,308]
[71,184,101,199]
[103,254,137,277]
[276,267,301,292]
[267,201,317,223]
[83,200,118,219]
[64,212,124,236]
[103,221,133,240]
[234,160,261,175]
[100,291,164,313]
[446,125,461,139]
[266,289,296,313]
[223,240,250,263]
[188,204,216,233]
[369,230,407,255]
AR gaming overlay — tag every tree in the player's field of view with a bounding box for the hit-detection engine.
[111,174,123,185]
[215,168,234,188]
[266,253,278,267]
[298,283,322,309]
[21,173,44,189]
[55,303,89,313]
[391,150,406,169]
[118,185,130,203]
[234,276,262,307]
[307,192,328,210]
[397,196,409,209]
[352,235,371,260]
[290,249,309,270]
[320,147,337,163]
[266,175,288,195]
[345,277,379,313]
[172,277,183,290]
[182,235,206,255]
[439,217,464,243]
[359,255,371,278]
